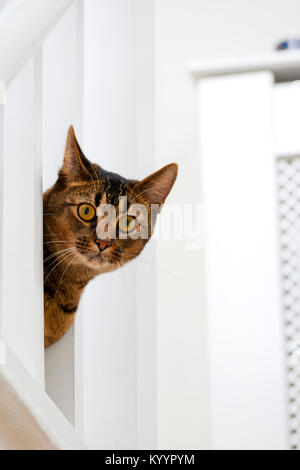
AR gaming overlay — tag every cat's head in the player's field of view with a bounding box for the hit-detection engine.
[44,126,178,273]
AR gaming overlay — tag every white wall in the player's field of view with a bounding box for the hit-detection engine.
[198,72,287,450]
[0,0,10,12]
[154,0,300,449]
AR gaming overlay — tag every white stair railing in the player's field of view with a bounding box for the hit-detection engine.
[0,0,76,84]
[0,0,85,450]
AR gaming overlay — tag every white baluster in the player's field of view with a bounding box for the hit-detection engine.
[34,48,45,387]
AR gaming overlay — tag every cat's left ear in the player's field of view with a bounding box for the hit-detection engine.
[134,163,178,206]
[59,126,97,184]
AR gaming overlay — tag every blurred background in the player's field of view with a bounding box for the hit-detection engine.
[2,0,300,451]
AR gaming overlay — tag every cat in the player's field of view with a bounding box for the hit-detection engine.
[43,126,178,347]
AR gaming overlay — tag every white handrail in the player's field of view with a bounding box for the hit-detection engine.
[0,0,76,84]
[0,343,87,449]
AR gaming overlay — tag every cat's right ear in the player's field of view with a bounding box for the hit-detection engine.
[134,163,178,206]
[58,126,97,184]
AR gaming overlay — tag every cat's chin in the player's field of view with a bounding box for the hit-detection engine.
[83,254,117,273]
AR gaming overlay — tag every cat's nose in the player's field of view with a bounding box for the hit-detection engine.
[95,239,112,252]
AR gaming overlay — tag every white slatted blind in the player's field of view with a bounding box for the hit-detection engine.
[273,81,300,450]
[277,157,300,450]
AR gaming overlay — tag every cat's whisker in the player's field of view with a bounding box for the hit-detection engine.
[44,250,78,285]
[70,254,82,280]
[54,253,80,299]
[43,240,74,245]
[44,250,76,275]
[44,248,75,269]
[44,247,75,264]
[44,248,76,274]
[44,233,66,238]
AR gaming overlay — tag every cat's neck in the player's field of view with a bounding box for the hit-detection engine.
[44,246,97,303]
[43,249,98,347]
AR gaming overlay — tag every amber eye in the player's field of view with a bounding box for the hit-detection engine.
[78,203,96,222]
[118,215,137,234]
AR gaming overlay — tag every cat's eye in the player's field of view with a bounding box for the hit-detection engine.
[77,203,96,222]
[118,215,137,234]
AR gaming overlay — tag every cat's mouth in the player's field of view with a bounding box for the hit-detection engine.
[84,251,107,261]
[74,240,122,269]
[81,250,117,268]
